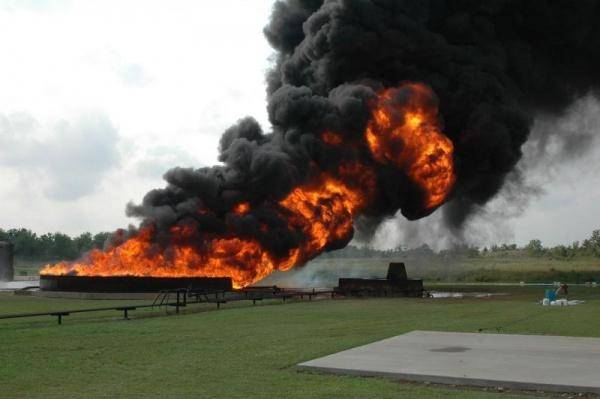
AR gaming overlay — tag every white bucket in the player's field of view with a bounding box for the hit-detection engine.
[542,298,549,306]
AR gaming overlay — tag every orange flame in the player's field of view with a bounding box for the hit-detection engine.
[321,131,343,145]
[233,202,250,215]
[365,83,455,209]
[41,165,373,288]
[279,165,374,259]
[41,82,454,288]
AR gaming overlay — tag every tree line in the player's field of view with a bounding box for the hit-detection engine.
[1,227,599,261]
[0,228,110,260]
[517,230,600,259]
[322,230,600,260]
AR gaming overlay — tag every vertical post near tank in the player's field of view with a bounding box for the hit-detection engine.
[0,241,15,282]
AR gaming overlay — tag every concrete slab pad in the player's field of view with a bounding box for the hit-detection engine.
[298,331,600,394]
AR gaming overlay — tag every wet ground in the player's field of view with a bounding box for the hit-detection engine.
[0,280,39,291]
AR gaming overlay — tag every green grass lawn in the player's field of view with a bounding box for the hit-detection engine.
[1,286,600,399]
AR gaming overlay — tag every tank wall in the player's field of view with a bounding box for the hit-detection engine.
[0,241,15,281]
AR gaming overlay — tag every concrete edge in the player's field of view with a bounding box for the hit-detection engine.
[296,364,600,394]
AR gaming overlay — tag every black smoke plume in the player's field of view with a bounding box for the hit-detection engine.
[264,0,600,229]
[126,0,600,262]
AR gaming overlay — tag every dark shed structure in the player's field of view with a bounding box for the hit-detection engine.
[337,262,423,297]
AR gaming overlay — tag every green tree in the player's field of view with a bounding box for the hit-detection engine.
[590,230,600,256]
[74,232,94,254]
[550,245,569,259]
[7,228,42,258]
[92,232,111,249]
[50,233,78,260]
[39,233,57,258]
[526,239,544,256]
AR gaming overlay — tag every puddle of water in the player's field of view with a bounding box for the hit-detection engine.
[427,291,508,299]
[0,281,39,291]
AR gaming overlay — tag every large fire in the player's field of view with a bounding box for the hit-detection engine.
[41,82,455,288]
[365,83,455,210]
[41,167,373,288]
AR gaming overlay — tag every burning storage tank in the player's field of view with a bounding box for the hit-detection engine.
[39,275,232,293]
[40,83,454,290]
[0,241,14,282]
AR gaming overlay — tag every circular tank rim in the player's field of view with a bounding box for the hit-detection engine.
[39,274,233,293]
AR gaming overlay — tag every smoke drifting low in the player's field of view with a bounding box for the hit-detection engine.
[43,0,600,286]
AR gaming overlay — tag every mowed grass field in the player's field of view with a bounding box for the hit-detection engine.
[1,286,600,399]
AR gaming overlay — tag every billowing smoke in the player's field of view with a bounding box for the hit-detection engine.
[266,0,600,228]
[43,1,600,287]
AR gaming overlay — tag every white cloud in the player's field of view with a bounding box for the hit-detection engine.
[0,0,71,13]
[135,145,200,180]
[0,111,120,201]
[118,63,151,87]
[0,0,277,235]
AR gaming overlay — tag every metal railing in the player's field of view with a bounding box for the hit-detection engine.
[0,287,337,325]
